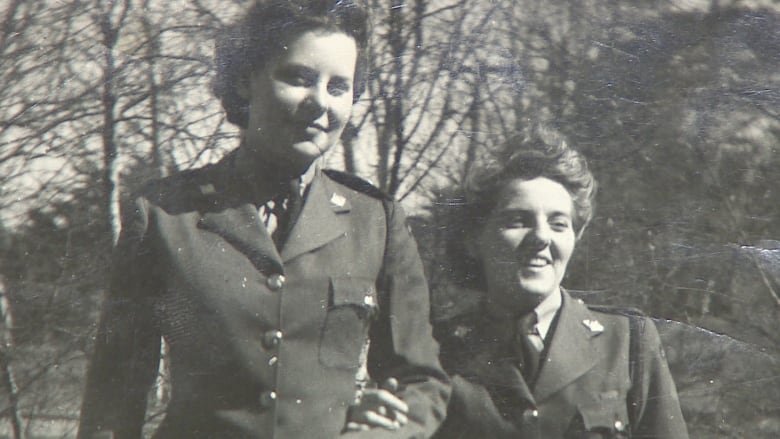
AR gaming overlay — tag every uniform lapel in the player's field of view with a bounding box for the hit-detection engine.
[198,204,283,272]
[484,358,536,407]
[196,157,284,274]
[281,173,350,262]
[533,292,602,403]
[475,318,536,407]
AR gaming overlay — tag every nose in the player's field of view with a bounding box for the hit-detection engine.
[301,84,328,118]
[526,224,551,251]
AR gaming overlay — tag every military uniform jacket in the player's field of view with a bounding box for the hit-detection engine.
[78,153,450,439]
[433,291,688,439]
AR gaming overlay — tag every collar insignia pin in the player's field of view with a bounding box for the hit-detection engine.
[582,319,604,334]
[330,193,346,208]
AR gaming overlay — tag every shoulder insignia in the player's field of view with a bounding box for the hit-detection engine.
[323,169,392,201]
[329,192,347,208]
[582,318,604,334]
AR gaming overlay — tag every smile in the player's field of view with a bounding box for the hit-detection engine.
[523,256,551,267]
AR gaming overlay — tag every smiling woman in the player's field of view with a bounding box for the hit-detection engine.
[433,127,689,439]
[76,1,449,439]
[473,177,578,314]
[237,30,358,177]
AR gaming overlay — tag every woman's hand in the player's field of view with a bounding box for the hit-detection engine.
[345,378,409,431]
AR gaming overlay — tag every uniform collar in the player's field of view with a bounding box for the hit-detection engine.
[533,291,602,402]
[196,155,350,268]
[279,171,351,262]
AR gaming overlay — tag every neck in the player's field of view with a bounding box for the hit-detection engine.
[485,289,553,319]
[240,141,310,174]
[234,144,313,202]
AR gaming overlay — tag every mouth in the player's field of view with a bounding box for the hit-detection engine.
[305,122,328,133]
[288,123,327,143]
[520,255,552,268]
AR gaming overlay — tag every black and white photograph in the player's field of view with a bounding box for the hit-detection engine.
[1,0,778,438]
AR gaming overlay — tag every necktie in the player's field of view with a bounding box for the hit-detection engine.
[259,179,302,248]
[517,312,542,384]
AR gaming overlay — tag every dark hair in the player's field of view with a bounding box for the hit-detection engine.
[465,127,596,238]
[446,126,596,288]
[213,0,370,128]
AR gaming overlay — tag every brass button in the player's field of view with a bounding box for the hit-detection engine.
[263,330,283,349]
[259,390,277,408]
[266,274,286,291]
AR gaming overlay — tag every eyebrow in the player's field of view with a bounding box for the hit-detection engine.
[276,62,354,82]
[496,208,572,218]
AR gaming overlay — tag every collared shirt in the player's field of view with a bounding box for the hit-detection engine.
[534,288,562,341]
[257,162,318,237]
[526,289,562,353]
[294,161,318,197]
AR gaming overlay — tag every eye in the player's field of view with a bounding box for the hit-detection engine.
[499,212,531,229]
[549,216,572,231]
[275,66,317,87]
[327,78,352,96]
[504,219,525,229]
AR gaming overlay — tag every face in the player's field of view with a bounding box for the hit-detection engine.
[240,30,358,175]
[473,177,577,312]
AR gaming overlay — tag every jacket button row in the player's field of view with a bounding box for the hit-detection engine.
[267,274,285,291]
[259,390,277,408]
[263,330,283,349]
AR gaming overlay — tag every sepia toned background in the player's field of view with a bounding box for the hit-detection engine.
[1,0,778,437]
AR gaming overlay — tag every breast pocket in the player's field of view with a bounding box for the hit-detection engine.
[318,277,378,369]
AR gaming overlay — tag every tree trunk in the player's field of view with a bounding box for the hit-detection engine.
[100,5,122,244]
[141,2,171,406]
[0,276,25,439]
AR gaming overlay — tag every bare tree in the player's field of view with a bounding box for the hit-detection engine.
[347,0,516,201]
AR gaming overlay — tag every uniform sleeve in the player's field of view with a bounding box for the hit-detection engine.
[77,196,162,439]
[345,200,451,439]
[632,317,689,439]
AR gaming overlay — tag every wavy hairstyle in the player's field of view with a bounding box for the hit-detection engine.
[213,0,370,128]
[447,126,597,289]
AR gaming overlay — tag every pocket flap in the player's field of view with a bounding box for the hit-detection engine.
[330,277,377,308]
[578,400,629,433]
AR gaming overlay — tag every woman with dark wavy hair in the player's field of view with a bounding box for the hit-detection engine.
[77,2,449,438]
[433,128,688,438]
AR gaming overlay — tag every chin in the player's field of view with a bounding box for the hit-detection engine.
[276,142,319,170]
[516,279,558,301]
[293,139,330,159]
